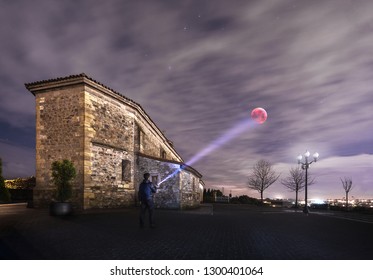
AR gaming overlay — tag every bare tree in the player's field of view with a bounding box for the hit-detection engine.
[281,167,303,208]
[247,159,280,203]
[281,167,315,208]
[340,177,353,209]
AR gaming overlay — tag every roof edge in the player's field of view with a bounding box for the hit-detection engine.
[24,73,183,161]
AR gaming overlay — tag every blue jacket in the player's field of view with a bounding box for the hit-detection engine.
[138,180,156,202]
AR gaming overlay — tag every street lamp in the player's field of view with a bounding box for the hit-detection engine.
[297,150,319,214]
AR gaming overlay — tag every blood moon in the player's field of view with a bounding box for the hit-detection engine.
[251,107,267,124]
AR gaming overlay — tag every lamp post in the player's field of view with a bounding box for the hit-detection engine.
[297,150,319,214]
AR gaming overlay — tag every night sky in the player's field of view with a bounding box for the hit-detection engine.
[1,0,372,200]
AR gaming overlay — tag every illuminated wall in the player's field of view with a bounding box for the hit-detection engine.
[26,74,202,209]
[137,154,202,209]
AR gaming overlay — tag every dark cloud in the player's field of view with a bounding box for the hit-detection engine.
[201,16,235,32]
[0,0,372,200]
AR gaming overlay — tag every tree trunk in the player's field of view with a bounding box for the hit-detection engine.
[260,191,263,203]
[295,191,298,208]
[346,191,349,210]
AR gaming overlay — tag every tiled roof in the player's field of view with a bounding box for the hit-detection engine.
[25,73,88,87]
[25,73,140,107]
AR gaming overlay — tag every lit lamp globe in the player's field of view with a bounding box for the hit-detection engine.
[298,150,319,164]
[305,150,310,158]
[313,152,319,162]
[297,155,302,164]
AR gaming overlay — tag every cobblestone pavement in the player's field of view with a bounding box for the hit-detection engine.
[1,203,372,260]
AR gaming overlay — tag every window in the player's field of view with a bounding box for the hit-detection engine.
[139,130,144,151]
[152,175,158,186]
[160,148,166,159]
[122,160,131,182]
[137,125,144,152]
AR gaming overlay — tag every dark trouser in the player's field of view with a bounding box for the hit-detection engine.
[139,199,154,226]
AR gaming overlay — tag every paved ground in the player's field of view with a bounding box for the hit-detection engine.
[1,203,372,260]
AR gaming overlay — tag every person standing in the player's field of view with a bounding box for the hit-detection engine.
[138,172,157,228]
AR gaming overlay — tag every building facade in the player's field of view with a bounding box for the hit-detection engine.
[26,73,203,209]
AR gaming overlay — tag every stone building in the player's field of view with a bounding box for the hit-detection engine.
[25,73,203,210]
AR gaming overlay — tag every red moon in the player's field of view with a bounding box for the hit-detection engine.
[251,107,267,124]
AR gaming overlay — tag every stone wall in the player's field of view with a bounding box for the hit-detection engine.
[134,118,181,162]
[137,155,181,209]
[85,87,135,151]
[137,155,201,209]
[86,144,135,208]
[83,87,137,208]
[33,85,85,208]
[180,170,202,209]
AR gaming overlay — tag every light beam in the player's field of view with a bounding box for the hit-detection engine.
[158,118,257,185]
